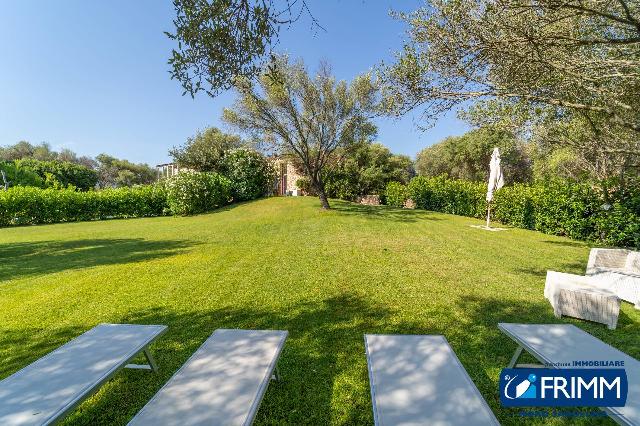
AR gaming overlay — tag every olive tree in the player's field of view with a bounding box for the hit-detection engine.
[166,0,322,97]
[378,0,640,181]
[223,57,377,209]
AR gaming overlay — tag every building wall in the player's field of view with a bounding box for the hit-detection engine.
[272,159,305,196]
[156,163,190,180]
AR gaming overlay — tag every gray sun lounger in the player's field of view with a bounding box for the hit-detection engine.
[0,323,167,426]
[128,329,288,426]
[365,334,500,425]
[499,323,640,426]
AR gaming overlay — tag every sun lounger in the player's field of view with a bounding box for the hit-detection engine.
[128,329,288,426]
[499,323,639,425]
[0,323,167,426]
[364,334,499,426]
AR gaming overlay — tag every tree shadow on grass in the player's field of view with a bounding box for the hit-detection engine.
[7,293,424,425]
[512,260,587,278]
[329,200,442,223]
[5,292,628,425]
[542,240,590,248]
[0,238,196,282]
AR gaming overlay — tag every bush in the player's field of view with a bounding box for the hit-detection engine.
[17,159,98,190]
[408,175,486,217]
[221,149,274,201]
[385,182,408,207]
[0,161,44,188]
[407,175,640,248]
[0,184,167,226]
[165,171,231,215]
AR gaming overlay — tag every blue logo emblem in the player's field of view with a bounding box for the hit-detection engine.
[500,368,627,407]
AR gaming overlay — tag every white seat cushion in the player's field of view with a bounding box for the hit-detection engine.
[624,251,640,274]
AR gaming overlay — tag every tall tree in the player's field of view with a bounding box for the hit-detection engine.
[169,127,243,171]
[223,57,377,209]
[415,128,531,183]
[378,0,640,180]
[95,154,156,188]
[166,0,321,97]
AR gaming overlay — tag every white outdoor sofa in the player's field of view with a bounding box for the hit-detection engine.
[586,248,640,308]
[500,323,640,426]
[128,329,288,426]
[364,334,499,425]
[545,270,621,329]
[0,323,167,426]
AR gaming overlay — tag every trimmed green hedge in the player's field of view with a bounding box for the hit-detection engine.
[400,176,639,248]
[0,185,167,226]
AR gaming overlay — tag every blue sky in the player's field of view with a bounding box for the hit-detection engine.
[0,1,469,166]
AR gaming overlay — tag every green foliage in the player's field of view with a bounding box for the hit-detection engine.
[167,1,320,97]
[0,141,96,169]
[0,161,44,188]
[95,154,156,188]
[324,142,414,201]
[415,128,531,183]
[16,159,98,191]
[384,182,407,207]
[169,127,243,172]
[0,185,167,226]
[223,56,378,209]
[220,148,274,201]
[408,176,640,248]
[408,175,487,218]
[165,171,232,216]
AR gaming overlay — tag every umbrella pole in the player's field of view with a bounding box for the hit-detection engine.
[486,203,491,228]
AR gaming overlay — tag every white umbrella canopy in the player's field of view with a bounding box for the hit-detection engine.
[485,147,504,227]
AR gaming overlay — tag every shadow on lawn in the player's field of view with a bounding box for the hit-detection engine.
[512,260,586,278]
[0,238,195,282]
[8,293,423,425]
[330,200,441,223]
[4,292,630,425]
[542,239,589,248]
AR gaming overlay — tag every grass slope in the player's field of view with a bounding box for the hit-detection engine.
[1,197,638,425]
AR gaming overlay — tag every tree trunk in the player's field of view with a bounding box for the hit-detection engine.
[317,188,331,209]
[311,175,331,209]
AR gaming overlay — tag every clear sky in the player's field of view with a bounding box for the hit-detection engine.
[0,1,469,166]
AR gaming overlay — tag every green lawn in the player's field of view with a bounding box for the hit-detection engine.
[1,197,638,425]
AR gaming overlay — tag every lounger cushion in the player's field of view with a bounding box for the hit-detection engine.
[128,329,287,426]
[365,334,499,426]
[0,324,167,426]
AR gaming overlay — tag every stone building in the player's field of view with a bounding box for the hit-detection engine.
[272,159,305,196]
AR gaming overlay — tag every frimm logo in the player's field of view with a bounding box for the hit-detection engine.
[500,368,628,407]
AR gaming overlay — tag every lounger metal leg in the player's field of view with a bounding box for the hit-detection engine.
[507,345,545,369]
[125,348,159,372]
[508,345,524,368]
[271,366,281,381]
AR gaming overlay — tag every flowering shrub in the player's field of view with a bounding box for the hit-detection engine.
[385,181,408,207]
[221,149,275,201]
[165,171,231,215]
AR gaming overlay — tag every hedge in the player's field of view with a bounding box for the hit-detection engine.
[0,185,167,226]
[400,176,639,248]
[16,159,99,191]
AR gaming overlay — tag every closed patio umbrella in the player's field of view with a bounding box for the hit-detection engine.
[485,147,504,228]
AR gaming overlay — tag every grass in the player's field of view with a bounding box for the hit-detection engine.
[1,197,638,425]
